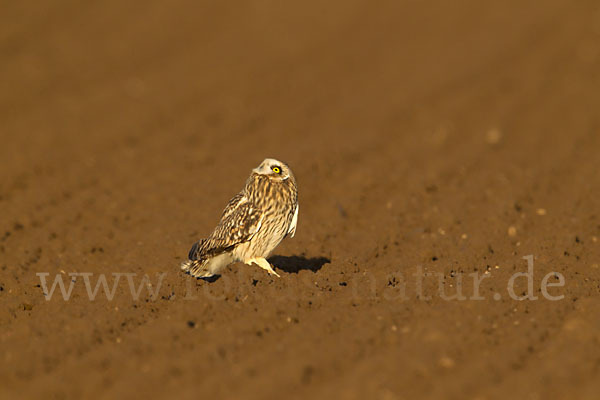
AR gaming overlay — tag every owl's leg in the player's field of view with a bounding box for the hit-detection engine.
[247,257,280,277]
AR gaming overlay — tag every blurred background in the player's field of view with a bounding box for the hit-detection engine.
[2,1,600,399]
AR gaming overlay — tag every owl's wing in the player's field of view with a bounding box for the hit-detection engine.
[189,196,263,261]
[287,204,299,238]
[221,192,245,219]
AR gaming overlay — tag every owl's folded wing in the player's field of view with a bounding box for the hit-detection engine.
[189,198,263,261]
[287,204,299,238]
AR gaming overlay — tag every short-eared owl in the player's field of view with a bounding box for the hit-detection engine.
[181,158,298,278]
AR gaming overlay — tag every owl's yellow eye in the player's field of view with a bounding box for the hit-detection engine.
[271,166,281,174]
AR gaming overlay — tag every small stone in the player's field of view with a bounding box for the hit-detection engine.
[439,356,455,368]
[508,226,517,237]
[22,303,33,311]
[563,318,585,332]
[391,325,397,332]
[461,234,468,239]
[536,208,547,216]
[486,128,502,145]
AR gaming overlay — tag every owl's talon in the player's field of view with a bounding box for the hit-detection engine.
[269,269,281,278]
[248,257,280,278]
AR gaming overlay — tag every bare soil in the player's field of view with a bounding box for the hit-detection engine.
[2,1,600,399]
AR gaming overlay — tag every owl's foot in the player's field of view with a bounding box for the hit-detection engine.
[247,257,280,277]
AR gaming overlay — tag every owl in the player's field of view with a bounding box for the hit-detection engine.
[181,158,298,278]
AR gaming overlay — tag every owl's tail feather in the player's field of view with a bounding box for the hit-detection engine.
[180,259,215,279]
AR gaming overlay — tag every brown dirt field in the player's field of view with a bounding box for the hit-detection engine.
[2,1,600,399]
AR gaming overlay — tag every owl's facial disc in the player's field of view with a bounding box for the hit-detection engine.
[253,158,289,181]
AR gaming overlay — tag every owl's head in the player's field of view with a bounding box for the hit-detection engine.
[253,158,293,182]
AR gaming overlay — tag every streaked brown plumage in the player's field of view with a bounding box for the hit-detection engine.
[181,158,298,278]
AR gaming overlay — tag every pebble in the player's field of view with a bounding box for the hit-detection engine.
[439,356,455,368]
[485,128,502,145]
[536,208,547,216]
[508,226,517,237]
